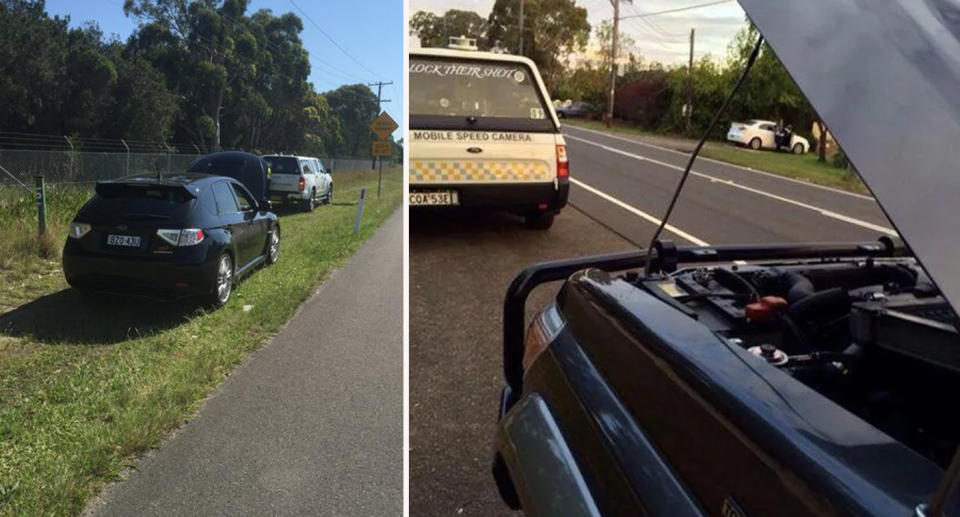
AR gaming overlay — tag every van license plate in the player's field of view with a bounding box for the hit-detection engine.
[107,234,141,247]
[410,191,459,206]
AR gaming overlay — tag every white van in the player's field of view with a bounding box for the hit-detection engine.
[409,40,569,229]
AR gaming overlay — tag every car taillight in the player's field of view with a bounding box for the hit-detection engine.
[68,222,91,239]
[556,144,569,178]
[523,305,565,372]
[156,229,205,247]
[298,177,306,191]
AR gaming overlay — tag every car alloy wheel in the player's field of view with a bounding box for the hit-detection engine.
[749,137,762,150]
[216,254,233,305]
[267,229,280,264]
[305,190,315,212]
[326,185,333,204]
[792,143,804,154]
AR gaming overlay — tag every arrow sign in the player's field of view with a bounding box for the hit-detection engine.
[370,111,398,140]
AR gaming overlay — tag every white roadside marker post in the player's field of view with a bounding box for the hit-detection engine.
[354,187,366,234]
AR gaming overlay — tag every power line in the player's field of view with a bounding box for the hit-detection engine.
[624,3,689,39]
[288,0,387,80]
[620,0,733,20]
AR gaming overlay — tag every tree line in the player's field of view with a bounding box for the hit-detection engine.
[411,5,835,163]
[0,0,396,159]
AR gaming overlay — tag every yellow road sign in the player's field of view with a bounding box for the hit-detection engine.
[370,112,398,139]
[372,140,392,157]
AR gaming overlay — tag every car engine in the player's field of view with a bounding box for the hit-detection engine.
[638,257,960,467]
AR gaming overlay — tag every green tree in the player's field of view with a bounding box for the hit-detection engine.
[324,84,378,158]
[486,0,589,89]
[410,9,486,49]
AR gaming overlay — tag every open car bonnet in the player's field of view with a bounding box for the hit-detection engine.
[738,0,960,320]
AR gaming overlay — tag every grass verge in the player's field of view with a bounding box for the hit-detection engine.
[563,119,868,195]
[0,167,402,516]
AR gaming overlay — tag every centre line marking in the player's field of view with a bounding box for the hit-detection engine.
[569,177,711,246]
[565,134,897,237]
[564,124,876,201]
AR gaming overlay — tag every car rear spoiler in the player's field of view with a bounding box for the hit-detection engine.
[500,238,905,410]
[95,180,198,199]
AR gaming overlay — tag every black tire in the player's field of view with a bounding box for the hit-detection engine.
[265,226,280,265]
[557,112,566,119]
[792,142,805,154]
[206,253,233,308]
[749,137,762,150]
[525,212,555,230]
[303,189,316,212]
[324,184,333,204]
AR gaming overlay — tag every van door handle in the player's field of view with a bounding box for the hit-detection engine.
[467,147,483,154]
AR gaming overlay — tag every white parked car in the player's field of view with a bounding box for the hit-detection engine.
[263,155,333,212]
[727,119,810,154]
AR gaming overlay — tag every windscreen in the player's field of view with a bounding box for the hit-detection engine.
[264,156,300,174]
[409,56,555,132]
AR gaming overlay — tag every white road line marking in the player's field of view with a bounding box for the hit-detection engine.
[569,177,711,246]
[566,134,897,237]
[563,124,877,201]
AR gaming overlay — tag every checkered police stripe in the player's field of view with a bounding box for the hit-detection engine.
[410,160,553,183]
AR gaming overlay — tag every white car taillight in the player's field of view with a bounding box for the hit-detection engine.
[156,229,205,246]
[298,177,306,191]
[68,222,91,239]
[556,144,569,179]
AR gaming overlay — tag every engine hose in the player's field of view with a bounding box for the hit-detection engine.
[789,287,851,323]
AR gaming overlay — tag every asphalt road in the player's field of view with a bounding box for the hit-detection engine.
[409,125,896,515]
[86,209,403,517]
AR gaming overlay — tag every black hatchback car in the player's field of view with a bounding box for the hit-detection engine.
[63,173,279,306]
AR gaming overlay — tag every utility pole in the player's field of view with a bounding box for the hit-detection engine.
[606,0,620,127]
[518,0,524,55]
[368,81,393,169]
[686,28,695,134]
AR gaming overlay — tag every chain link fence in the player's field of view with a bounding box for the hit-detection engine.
[0,150,381,189]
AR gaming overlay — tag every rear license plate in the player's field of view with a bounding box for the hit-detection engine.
[107,234,141,247]
[409,191,459,206]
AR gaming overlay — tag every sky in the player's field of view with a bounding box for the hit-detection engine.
[44,0,404,139]
[409,0,749,65]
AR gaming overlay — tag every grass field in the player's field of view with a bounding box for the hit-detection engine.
[0,168,402,516]
[564,119,868,194]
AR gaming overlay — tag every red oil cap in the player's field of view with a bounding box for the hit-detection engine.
[745,296,788,322]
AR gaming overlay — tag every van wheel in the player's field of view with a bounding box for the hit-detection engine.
[525,212,555,230]
[792,143,805,154]
[324,184,333,204]
[206,253,233,308]
[749,137,762,150]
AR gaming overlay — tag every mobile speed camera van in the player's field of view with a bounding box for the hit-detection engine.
[409,38,569,229]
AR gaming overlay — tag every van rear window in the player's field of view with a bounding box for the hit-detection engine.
[410,56,555,132]
[264,156,300,174]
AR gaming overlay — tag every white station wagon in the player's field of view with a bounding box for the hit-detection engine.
[727,119,810,154]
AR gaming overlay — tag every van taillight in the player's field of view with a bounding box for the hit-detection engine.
[556,144,569,178]
[298,177,306,191]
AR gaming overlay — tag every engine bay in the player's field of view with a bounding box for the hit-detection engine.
[637,257,960,467]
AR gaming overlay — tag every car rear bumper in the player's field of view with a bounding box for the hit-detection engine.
[410,180,569,214]
[62,243,216,298]
[268,189,310,202]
